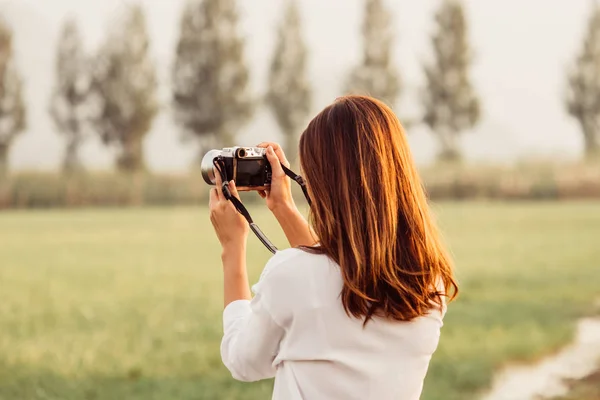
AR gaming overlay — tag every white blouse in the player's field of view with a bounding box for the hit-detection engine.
[221,248,446,400]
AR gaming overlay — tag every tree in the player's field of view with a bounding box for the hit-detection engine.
[566,2,600,160]
[172,0,253,160]
[422,0,480,162]
[0,18,26,177]
[346,0,401,107]
[90,4,158,172]
[266,0,311,160]
[49,19,91,174]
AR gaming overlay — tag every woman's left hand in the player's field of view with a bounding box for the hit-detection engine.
[209,170,249,251]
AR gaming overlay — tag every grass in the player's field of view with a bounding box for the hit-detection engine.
[0,202,599,400]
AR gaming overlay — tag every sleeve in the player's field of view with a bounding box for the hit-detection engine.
[220,254,288,382]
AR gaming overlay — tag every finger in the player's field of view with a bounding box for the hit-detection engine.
[257,142,290,167]
[228,180,241,200]
[213,167,223,200]
[257,190,266,199]
[273,146,291,168]
[266,146,286,178]
[209,188,218,208]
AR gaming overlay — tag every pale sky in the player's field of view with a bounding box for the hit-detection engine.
[0,0,593,171]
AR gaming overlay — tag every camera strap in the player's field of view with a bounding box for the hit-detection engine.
[213,159,311,254]
[281,164,312,207]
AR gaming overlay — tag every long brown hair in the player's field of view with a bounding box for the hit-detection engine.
[299,95,458,323]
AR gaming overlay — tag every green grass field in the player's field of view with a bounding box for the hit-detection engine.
[1,202,599,400]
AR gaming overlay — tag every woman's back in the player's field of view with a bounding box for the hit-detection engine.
[222,249,446,400]
[211,95,456,400]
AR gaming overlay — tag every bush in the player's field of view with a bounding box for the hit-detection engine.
[421,161,600,201]
[0,161,598,209]
[0,172,209,209]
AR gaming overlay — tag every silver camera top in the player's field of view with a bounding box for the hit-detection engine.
[221,146,267,159]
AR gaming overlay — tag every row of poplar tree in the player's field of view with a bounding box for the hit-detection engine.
[0,0,599,176]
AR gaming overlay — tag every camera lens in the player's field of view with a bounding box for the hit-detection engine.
[238,148,247,158]
[200,150,222,185]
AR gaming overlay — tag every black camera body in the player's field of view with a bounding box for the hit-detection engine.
[201,146,310,254]
[201,147,272,191]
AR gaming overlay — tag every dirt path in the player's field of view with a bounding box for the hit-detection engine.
[554,369,600,400]
[481,317,600,400]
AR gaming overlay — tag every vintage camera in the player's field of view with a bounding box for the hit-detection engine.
[201,147,272,191]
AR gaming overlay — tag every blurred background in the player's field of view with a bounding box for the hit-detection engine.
[0,0,599,399]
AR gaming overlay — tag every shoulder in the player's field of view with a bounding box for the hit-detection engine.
[253,248,336,325]
[253,248,333,299]
[259,248,329,282]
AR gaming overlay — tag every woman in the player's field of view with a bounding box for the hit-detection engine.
[209,95,458,400]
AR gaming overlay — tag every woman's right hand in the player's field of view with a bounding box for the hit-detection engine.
[256,142,296,213]
[257,142,316,248]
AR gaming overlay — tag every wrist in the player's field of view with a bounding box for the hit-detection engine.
[221,242,246,260]
[271,201,298,219]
